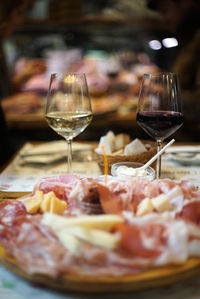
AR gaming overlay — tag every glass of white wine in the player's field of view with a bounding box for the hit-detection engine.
[45,73,93,173]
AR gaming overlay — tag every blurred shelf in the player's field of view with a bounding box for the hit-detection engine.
[13,15,163,35]
[5,110,137,131]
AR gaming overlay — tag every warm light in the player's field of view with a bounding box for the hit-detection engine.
[148,40,162,50]
[63,74,76,84]
[162,38,178,48]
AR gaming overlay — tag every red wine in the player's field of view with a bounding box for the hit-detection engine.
[136,111,184,140]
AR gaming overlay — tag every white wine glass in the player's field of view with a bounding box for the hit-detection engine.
[45,73,93,173]
[136,73,184,179]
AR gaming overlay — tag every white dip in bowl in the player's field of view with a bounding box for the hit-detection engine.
[111,162,155,181]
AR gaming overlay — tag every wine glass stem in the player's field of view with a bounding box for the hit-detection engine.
[156,139,162,179]
[66,139,72,173]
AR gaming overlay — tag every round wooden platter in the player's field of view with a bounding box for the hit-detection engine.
[1,195,200,292]
[1,244,200,293]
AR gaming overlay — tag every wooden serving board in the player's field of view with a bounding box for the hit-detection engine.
[1,245,200,293]
[1,192,200,292]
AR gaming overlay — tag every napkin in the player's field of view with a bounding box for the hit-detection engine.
[18,141,66,165]
[0,141,100,191]
[18,141,93,165]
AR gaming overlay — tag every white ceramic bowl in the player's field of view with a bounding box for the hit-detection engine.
[111,162,155,181]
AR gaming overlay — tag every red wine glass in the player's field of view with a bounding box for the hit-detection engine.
[136,73,184,179]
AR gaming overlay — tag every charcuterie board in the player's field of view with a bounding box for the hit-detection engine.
[1,184,200,293]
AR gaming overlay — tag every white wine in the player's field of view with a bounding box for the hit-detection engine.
[46,111,93,139]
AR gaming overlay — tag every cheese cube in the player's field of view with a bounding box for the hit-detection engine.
[50,196,67,214]
[40,191,67,214]
[23,191,44,214]
[136,197,153,216]
[151,194,172,213]
[40,192,52,212]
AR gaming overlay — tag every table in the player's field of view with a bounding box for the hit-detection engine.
[1,140,200,298]
[1,140,200,191]
[1,264,200,299]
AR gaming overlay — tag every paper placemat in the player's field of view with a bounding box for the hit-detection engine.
[0,141,100,192]
[162,148,200,188]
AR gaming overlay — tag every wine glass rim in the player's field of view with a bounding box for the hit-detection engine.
[143,72,177,77]
[50,72,87,78]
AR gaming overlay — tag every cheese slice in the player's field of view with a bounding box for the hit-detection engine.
[136,197,153,216]
[60,226,119,250]
[42,213,123,231]
[56,230,81,256]
[151,194,172,213]
[167,185,183,200]
[23,191,44,214]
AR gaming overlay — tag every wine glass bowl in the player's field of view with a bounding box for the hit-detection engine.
[45,73,93,173]
[136,73,184,178]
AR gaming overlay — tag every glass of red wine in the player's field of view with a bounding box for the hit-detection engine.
[136,73,184,179]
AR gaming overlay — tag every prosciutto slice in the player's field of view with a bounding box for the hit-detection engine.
[122,212,200,265]
[96,177,200,217]
[32,174,200,222]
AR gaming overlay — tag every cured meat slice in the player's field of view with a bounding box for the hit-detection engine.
[13,217,73,277]
[33,174,82,209]
[30,175,200,217]
[0,200,27,221]
[96,178,200,216]
[96,178,150,214]
[118,222,162,258]
[96,183,124,214]
[120,213,200,265]
[177,201,200,225]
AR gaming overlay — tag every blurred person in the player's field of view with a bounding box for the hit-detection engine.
[147,0,200,140]
[0,0,44,166]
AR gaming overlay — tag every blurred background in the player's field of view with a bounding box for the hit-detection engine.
[0,0,200,163]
